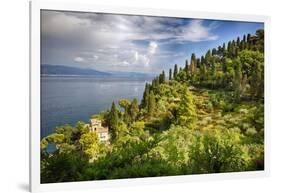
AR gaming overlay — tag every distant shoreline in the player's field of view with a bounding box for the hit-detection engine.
[41,74,108,77]
[41,74,155,81]
[41,64,156,79]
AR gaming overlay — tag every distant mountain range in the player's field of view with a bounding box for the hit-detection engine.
[41,64,155,79]
[41,64,110,76]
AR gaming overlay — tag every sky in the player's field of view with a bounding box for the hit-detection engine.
[41,10,264,73]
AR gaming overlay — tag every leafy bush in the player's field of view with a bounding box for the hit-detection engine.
[188,129,249,173]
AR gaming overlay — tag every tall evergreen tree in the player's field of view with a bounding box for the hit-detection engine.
[169,68,172,80]
[217,45,222,55]
[148,91,156,116]
[173,64,178,80]
[129,98,139,122]
[141,83,150,108]
[255,29,264,52]
[250,62,262,98]
[196,58,201,68]
[200,56,205,65]
[243,35,246,43]
[232,40,236,47]
[109,102,119,140]
[185,60,189,70]
[241,35,246,50]
[118,99,132,124]
[227,41,232,53]
[234,60,242,101]
[185,60,189,78]
[247,33,251,42]
[236,37,240,48]
[205,50,212,67]
[211,48,217,56]
[190,53,196,76]
[179,67,182,72]
[222,43,226,51]
[247,33,251,49]
[152,76,160,89]
[191,53,196,61]
[199,61,206,82]
[177,87,197,129]
[210,63,217,88]
[159,70,166,84]
[155,76,160,88]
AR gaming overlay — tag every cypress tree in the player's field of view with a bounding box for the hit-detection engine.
[222,57,227,73]
[173,64,178,80]
[185,60,189,78]
[155,76,160,88]
[227,41,231,53]
[109,102,119,140]
[177,87,197,129]
[185,60,189,70]
[196,58,200,68]
[152,76,160,89]
[222,43,227,56]
[222,43,226,51]
[256,29,264,52]
[191,53,196,61]
[250,62,262,98]
[218,46,222,55]
[159,70,166,84]
[247,33,251,42]
[236,37,240,48]
[141,83,150,108]
[190,53,196,75]
[169,68,172,80]
[148,91,156,116]
[234,47,239,57]
[247,33,251,49]
[211,48,217,56]
[202,63,207,81]
[205,50,212,67]
[200,56,205,65]
[243,35,246,43]
[232,40,236,46]
[234,60,242,101]
[241,41,246,50]
[129,98,139,122]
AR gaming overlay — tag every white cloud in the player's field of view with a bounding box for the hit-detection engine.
[93,55,99,60]
[134,51,139,62]
[130,42,157,68]
[74,57,85,62]
[148,41,158,55]
[138,54,150,67]
[122,60,130,66]
[176,20,218,42]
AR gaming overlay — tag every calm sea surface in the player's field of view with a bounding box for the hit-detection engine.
[41,76,150,138]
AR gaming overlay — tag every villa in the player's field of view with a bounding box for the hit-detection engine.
[88,118,109,143]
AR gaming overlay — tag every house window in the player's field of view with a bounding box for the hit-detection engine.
[99,133,107,139]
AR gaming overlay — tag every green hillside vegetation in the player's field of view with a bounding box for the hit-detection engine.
[40,29,264,183]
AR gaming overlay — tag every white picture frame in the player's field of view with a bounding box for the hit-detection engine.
[30,1,270,192]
